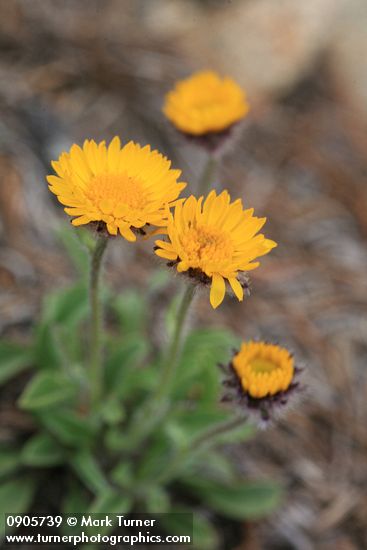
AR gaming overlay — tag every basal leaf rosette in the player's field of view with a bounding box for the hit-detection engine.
[221,341,304,424]
[154,190,277,308]
[47,137,186,241]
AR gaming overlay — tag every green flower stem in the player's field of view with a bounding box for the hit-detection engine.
[198,154,218,195]
[156,284,196,401]
[129,284,196,446]
[89,232,108,410]
[157,415,245,484]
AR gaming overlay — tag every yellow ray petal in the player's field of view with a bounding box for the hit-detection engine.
[228,277,244,302]
[210,273,226,309]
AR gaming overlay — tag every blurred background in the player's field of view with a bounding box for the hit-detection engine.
[1,0,367,548]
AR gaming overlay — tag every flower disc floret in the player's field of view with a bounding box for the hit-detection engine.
[233,342,294,399]
[163,70,249,136]
[155,190,277,308]
[221,341,302,424]
[47,137,186,241]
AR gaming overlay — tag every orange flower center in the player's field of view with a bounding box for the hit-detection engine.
[86,173,148,215]
[249,358,279,374]
[192,98,225,114]
[233,344,294,399]
[180,225,233,265]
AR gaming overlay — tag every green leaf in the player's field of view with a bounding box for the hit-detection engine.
[89,489,132,514]
[40,409,97,448]
[0,449,20,479]
[112,290,146,334]
[33,323,63,370]
[182,477,282,519]
[159,507,193,538]
[87,489,132,536]
[100,395,125,425]
[105,336,149,397]
[61,480,90,536]
[163,422,188,448]
[104,428,132,452]
[21,433,64,467]
[180,328,238,377]
[18,371,77,411]
[62,480,90,515]
[144,486,170,513]
[111,461,134,489]
[161,508,218,550]
[57,224,90,275]
[70,451,110,495]
[0,477,36,537]
[42,282,88,326]
[136,436,172,481]
[33,282,89,369]
[0,341,32,386]
[172,408,230,438]
[173,408,254,448]
[192,514,220,550]
[189,451,237,484]
[173,328,238,402]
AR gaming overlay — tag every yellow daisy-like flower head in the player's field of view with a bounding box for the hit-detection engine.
[46,137,186,241]
[155,190,277,309]
[221,342,303,424]
[163,70,249,137]
[232,342,294,399]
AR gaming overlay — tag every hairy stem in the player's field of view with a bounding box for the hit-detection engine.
[197,154,218,195]
[130,284,196,446]
[89,232,108,410]
[156,284,196,401]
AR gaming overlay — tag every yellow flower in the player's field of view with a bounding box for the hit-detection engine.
[221,341,302,424]
[163,70,249,136]
[155,190,277,308]
[232,342,294,399]
[46,137,186,241]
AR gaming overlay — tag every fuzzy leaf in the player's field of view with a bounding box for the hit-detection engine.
[62,481,90,515]
[161,508,218,550]
[61,481,90,536]
[0,477,36,536]
[0,342,32,386]
[136,436,171,481]
[100,395,125,425]
[57,224,90,275]
[42,282,88,326]
[88,489,132,514]
[105,336,149,396]
[112,290,147,335]
[21,433,64,467]
[0,449,20,479]
[192,514,220,550]
[18,371,77,411]
[182,477,282,519]
[173,328,238,402]
[111,461,134,489]
[41,409,97,448]
[70,451,110,495]
[144,486,170,513]
[86,489,132,537]
[33,323,63,370]
[187,451,237,484]
[172,408,230,437]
